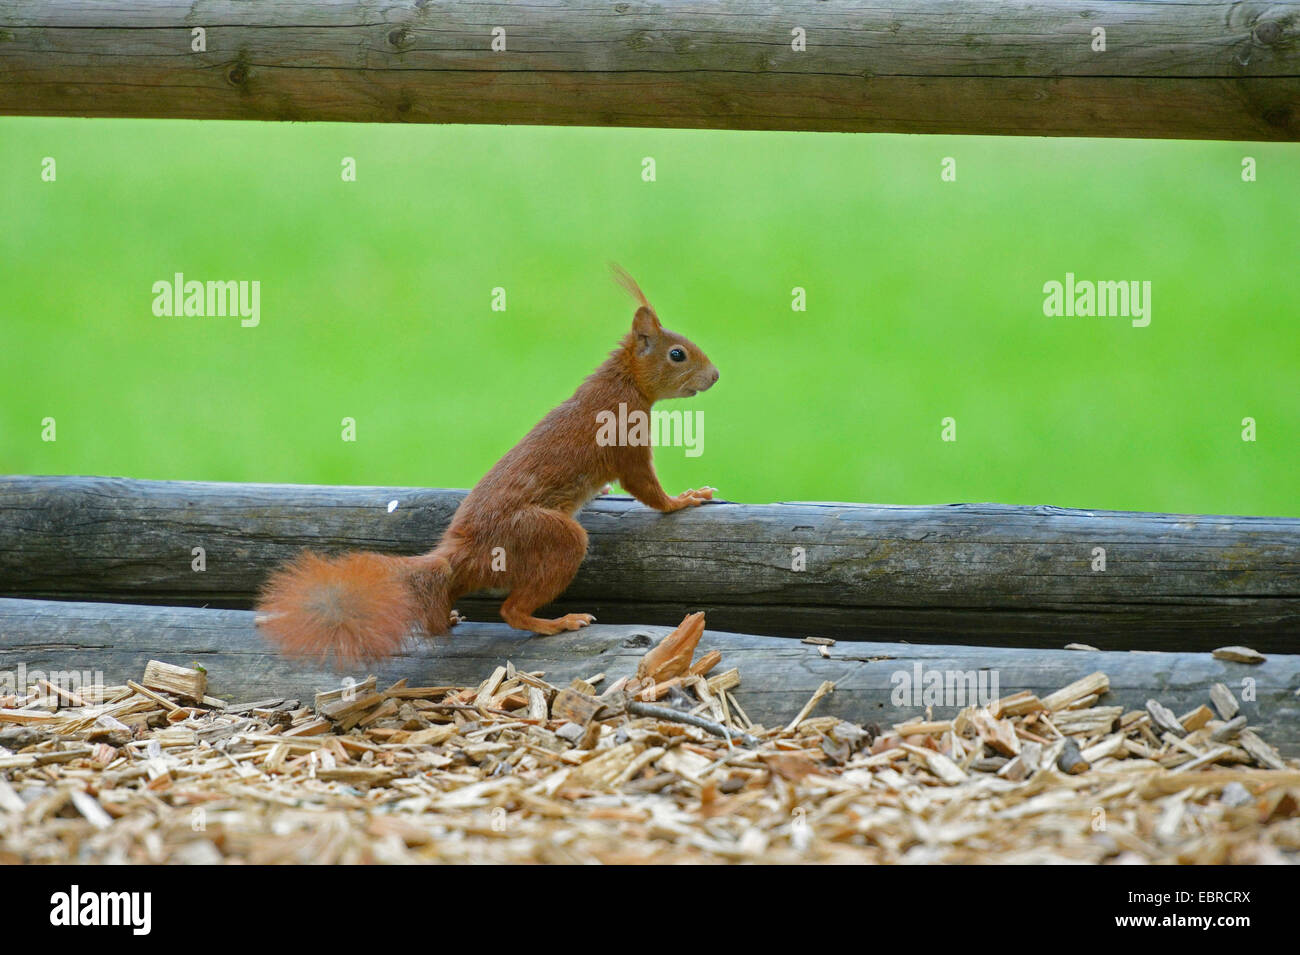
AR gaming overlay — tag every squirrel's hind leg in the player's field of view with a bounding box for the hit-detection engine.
[409,550,462,636]
[497,508,595,635]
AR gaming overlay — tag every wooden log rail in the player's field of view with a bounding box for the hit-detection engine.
[2,598,1297,753]
[1,1,1298,140]
[2,476,1298,650]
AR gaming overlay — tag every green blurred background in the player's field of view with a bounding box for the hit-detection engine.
[1,118,1295,516]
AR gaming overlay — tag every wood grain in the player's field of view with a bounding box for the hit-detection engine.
[0,1,1297,140]
[2,476,1298,649]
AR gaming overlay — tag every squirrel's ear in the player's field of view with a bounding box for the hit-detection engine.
[632,305,661,336]
[632,306,660,354]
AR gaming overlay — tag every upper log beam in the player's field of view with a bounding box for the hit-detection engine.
[1,476,1298,649]
[0,1,1297,140]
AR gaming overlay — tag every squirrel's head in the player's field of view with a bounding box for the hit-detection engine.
[611,265,719,402]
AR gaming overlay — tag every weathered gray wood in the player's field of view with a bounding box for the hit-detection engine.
[2,598,1296,753]
[2,476,1299,649]
[1,1,1297,140]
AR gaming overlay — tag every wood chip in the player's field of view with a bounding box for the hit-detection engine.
[688,650,723,677]
[1146,699,1186,737]
[1210,715,1248,742]
[637,612,705,682]
[1041,672,1109,712]
[1080,733,1125,763]
[474,667,507,709]
[526,687,549,722]
[971,708,1020,757]
[1057,738,1091,774]
[1179,704,1214,733]
[69,789,113,830]
[900,744,967,785]
[784,681,835,733]
[551,688,602,726]
[142,660,208,702]
[1209,683,1240,720]
[894,719,951,737]
[1238,730,1287,771]
[1213,646,1266,664]
[991,691,1045,718]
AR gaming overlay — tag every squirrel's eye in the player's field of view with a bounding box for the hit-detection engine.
[668,347,687,363]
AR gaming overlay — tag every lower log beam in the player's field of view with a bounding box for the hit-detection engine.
[2,598,1296,753]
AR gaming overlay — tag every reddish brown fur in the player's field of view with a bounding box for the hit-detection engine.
[257,552,416,664]
[256,267,718,664]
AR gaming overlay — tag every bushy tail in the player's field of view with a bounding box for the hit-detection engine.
[256,550,451,665]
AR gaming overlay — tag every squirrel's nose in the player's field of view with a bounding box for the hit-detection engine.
[709,367,720,385]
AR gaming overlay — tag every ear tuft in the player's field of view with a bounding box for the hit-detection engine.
[610,262,651,309]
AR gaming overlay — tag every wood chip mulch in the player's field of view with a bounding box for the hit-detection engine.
[1,614,1296,864]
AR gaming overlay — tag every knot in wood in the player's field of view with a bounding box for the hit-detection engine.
[1253,19,1282,45]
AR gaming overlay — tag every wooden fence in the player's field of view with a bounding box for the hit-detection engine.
[1,3,1296,749]
[2,476,1298,650]
[1,1,1298,139]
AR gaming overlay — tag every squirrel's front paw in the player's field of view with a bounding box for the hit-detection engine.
[449,609,467,627]
[533,613,596,635]
[673,486,715,508]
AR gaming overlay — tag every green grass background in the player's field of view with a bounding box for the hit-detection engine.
[1,118,1296,516]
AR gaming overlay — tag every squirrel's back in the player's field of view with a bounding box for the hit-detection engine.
[452,355,637,522]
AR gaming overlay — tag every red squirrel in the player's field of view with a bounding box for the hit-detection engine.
[256,267,719,664]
